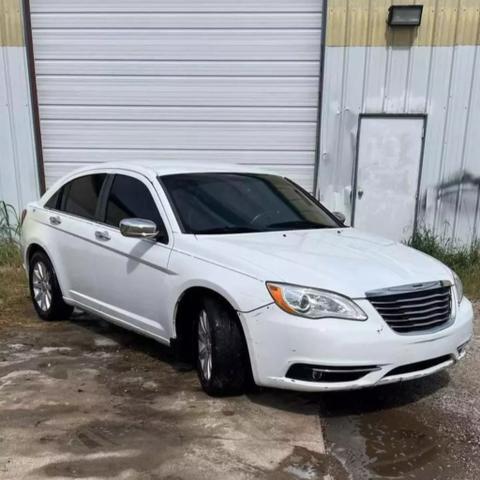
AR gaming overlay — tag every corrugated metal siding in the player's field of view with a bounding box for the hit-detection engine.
[318,0,480,245]
[0,0,39,214]
[29,0,323,192]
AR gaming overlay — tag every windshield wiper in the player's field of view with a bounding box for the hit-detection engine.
[265,220,330,230]
[194,226,261,234]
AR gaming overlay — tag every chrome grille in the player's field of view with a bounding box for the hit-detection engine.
[367,281,452,333]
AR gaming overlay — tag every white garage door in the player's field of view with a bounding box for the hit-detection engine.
[29,0,323,191]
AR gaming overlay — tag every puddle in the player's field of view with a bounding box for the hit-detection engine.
[323,409,460,479]
[39,347,72,353]
[93,337,119,347]
[269,446,349,480]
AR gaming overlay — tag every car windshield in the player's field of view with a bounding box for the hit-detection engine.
[159,173,341,234]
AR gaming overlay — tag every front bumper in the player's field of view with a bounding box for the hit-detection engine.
[239,297,474,392]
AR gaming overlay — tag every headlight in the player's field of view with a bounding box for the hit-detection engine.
[266,282,367,320]
[452,271,463,304]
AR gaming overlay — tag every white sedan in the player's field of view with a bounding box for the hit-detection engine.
[21,162,473,396]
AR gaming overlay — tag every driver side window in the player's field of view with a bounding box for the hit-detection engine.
[105,174,167,243]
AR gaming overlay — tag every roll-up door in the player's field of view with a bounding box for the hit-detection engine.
[28,0,323,191]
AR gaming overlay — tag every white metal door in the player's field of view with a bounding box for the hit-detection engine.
[353,116,424,241]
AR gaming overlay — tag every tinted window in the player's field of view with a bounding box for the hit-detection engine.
[63,174,106,220]
[45,188,62,210]
[105,175,165,232]
[160,173,340,234]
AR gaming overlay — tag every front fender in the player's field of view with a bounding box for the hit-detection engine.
[167,249,273,327]
[173,276,271,314]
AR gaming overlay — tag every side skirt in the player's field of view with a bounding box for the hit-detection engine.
[64,297,171,346]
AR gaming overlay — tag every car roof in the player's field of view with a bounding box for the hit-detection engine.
[41,161,278,204]
[81,161,270,177]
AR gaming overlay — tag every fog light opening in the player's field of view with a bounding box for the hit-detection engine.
[286,364,380,383]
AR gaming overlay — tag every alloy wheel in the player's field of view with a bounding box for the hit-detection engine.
[198,309,213,381]
[32,261,52,312]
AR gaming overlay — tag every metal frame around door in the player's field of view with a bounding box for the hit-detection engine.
[351,113,427,235]
[22,0,46,194]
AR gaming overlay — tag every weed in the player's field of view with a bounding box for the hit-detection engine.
[407,229,480,299]
[0,201,21,267]
[0,201,20,242]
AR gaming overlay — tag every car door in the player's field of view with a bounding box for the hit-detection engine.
[44,173,108,308]
[87,172,173,341]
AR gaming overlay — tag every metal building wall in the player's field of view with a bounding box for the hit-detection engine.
[0,0,38,214]
[318,0,480,245]
[28,0,324,192]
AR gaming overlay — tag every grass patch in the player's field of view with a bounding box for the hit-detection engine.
[407,229,480,300]
[0,263,28,323]
[0,240,21,267]
[0,200,32,329]
[0,247,31,330]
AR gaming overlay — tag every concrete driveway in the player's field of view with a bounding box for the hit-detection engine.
[0,294,478,479]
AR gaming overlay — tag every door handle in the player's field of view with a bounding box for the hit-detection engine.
[95,230,111,241]
[357,188,364,199]
[49,215,61,225]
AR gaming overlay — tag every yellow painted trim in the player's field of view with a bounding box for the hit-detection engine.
[0,0,24,47]
[326,0,480,47]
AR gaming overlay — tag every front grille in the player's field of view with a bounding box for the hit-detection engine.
[367,281,452,333]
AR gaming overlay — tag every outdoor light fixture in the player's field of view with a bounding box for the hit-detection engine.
[387,5,423,27]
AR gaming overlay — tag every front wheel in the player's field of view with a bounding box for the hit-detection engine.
[29,251,73,321]
[196,296,250,396]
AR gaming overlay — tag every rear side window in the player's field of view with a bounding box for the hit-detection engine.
[45,188,62,210]
[105,174,166,234]
[62,174,106,220]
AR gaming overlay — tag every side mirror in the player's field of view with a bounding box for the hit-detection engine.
[332,211,346,224]
[119,218,159,239]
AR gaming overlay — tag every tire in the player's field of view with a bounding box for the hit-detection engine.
[29,251,73,321]
[196,295,250,396]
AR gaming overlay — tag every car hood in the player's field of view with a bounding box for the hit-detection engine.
[186,228,453,298]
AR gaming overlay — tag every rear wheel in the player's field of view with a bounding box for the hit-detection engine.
[196,296,249,396]
[29,251,73,321]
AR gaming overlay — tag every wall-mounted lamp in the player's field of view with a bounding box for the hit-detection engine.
[387,5,423,27]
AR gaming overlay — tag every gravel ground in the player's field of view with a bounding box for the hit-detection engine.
[0,266,478,479]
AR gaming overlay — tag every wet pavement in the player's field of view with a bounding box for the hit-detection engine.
[0,291,478,479]
[319,303,480,480]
